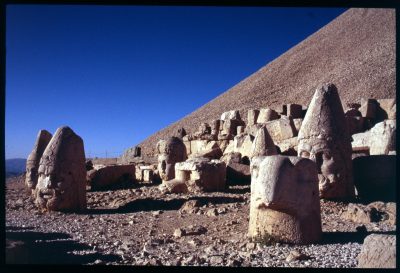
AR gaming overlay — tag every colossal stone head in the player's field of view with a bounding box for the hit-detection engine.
[250,127,277,158]
[25,130,52,192]
[157,137,187,181]
[35,126,87,212]
[249,155,322,244]
[297,83,354,200]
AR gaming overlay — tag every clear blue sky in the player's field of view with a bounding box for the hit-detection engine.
[6,5,347,159]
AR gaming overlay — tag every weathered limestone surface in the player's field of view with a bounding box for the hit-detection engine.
[377,98,396,120]
[88,164,136,190]
[220,110,241,121]
[25,130,52,192]
[175,157,226,192]
[359,98,377,119]
[353,155,396,201]
[257,108,280,123]
[157,137,187,181]
[298,83,355,200]
[285,104,303,119]
[189,141,222,159]
[249,155,322,244]
[250,127,277,158]
[221,152,250,184]
[233,134,254,159]
[265,117,296,143]
[276,137,298,156]
[369,120,396,155]
[247,109,260,126]
[158,179,188,194]
[35,126,86,212]
[341,202,396,225]
[351,120,396,155]
[358,234,396,268]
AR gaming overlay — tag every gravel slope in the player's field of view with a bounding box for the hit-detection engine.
[137,8,395,156]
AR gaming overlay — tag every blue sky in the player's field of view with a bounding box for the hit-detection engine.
[6,5,347,159]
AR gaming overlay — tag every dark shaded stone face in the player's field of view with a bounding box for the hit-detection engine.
[157,137,187,181]
[35,126,86,212]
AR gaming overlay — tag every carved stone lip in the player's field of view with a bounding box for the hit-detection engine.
[39,188,61,200]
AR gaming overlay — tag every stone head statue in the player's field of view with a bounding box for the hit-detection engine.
[25,130,52,192]
[157,137,187,181]
[297,83,354,200]
[35,126,87,212]
[249,155,322,244]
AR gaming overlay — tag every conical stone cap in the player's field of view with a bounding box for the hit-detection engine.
[298,83,351,143]
[250,127,278,158]
[38,126,86,175]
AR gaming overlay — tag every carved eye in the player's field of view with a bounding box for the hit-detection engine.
[323,152,332,160]
[300,151,310,158]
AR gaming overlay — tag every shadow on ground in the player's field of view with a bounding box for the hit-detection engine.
[6,226,120,264]
[85,195,244,215]
[320,230,396,245]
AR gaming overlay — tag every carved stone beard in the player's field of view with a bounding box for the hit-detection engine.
[298,139,352,199]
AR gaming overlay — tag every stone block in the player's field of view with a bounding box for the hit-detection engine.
[175,157,226,192]
[257,108,280,123]
[377,98,396,120]
[358,234,396,268]
[359,98,377,119]
[286,104,303,119]
[247,109,259,126]
[88,164,136,190]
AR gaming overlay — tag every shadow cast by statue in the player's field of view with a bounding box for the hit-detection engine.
[320,230,396,245]
[85,195,244,215]
[6,227,121,264]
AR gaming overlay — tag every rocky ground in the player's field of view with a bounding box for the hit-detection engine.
[5,174,396,267]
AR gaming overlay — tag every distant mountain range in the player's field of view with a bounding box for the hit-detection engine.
[6,158,26,178]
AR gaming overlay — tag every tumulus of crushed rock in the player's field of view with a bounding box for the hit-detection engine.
[137,8,395,157]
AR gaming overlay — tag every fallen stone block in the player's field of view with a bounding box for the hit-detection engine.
[88,164,136,190]
[358,234,396,268]
[175,157,226,192]
[257,108,280,123]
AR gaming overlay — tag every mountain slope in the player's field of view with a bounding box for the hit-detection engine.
[6,158,27,178]
[137,8,396,157]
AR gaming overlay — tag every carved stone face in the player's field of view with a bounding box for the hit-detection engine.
[157,137,187,181]
[248,155,321,244]
[297,83,354,200]
[25,130,52,191]
[35,126,86,212]
[298,139,347,198]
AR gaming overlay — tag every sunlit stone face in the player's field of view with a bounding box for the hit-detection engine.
[35,126,86,212]
[298,139,347,198]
